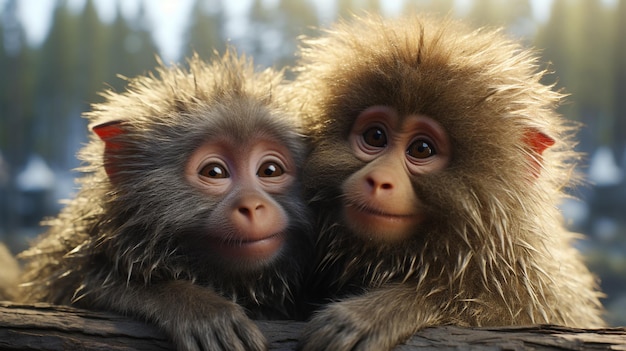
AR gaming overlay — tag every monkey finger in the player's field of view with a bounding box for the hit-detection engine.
[298,315,363,351]
[199,328,246,351]
[232,320,268,351]
[299,330,359,351]
[191,317,267,351]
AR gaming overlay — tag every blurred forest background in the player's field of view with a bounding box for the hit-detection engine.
[0,0,625,325]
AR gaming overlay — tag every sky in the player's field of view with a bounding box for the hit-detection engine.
[0,0,617,62]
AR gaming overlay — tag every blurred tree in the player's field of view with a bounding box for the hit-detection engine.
[274,0,319,68]
[245,0,319,69]
[337,0,382,19]
[569,0,613,145]
[364,0,382,14]
[613,0,626,161]
[501,0,533,37]
[338,0,356,19]
[468,0,532,32]
[247,0,272,62]
[0,0,33,164]
[127,2,160,72]
[30,0,160,169]
[535,0,578,118]
[0,3,7,150]
[33,0,80,164]
[0,0,43,237]
[12,46,39,159]
[104,7,140,91]
[402,0,456,16]
[104,1,158,89]
[184,0,225,61]
[468,0,501,27]
[78,0,108,104]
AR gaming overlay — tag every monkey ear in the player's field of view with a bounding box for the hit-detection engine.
[524,128,555,156]
[92,120,126,178]
[524,128,555,178]
[93,120,124,146]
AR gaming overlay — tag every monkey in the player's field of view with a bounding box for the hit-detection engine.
[0,243,19,301]
[292,14,605,351]
[17,50,313,351]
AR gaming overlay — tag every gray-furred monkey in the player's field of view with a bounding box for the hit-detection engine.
[294,14,605,351]
[18,51,313,351]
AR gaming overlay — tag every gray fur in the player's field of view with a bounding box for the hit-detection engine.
[19,51,312,351]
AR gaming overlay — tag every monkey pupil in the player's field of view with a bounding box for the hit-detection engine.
[259,162,283,177]
[264,165,276,175]
[363,128,387,147]
[209,167,223,177]
[408,141,435,158]
[199,164,228,178]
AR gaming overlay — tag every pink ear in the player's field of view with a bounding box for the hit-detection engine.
[92,121,125,178]
[93,120,124,148]
[524,128,555,156]
[523,128,555,178]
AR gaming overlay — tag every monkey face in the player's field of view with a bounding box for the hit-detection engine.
[185,136,296,265]
[341,106,450,243]
[92,97,312,284]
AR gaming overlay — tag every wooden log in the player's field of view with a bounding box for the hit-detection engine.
[0,301,624,350]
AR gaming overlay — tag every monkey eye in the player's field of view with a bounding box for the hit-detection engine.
[362,127,387,148]
[407,140,436,159]
[199,163,229,178]
[258,162,284,177]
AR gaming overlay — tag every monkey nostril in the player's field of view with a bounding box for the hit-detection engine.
[238,207,252,217]
[237,202,265,220]
[366,176,393,191]
[380,182,393,190]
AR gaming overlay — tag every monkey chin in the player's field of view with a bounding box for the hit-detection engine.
[343,204,422,243]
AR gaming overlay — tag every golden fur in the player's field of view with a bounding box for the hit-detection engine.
[294,14,604,351]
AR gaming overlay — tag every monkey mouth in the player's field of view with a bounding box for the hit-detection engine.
[212,232,285,261]
[346,203,415,220]
[343,203,421,239]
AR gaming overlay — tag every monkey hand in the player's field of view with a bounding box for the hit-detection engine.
[165,299,268,351]
[298,287,429,351]
[297,301,398,351]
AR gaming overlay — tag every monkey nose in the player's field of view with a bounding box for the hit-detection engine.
[237,202,265,220]
[234,196,266,221]
[231,194,278,227]
[366,175,394,192]
[230,194,287,240]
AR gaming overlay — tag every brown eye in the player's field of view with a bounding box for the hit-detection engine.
[362,127,387,147]
[199,163,229,178]
[258,162,284,177]
[407,140,436,159]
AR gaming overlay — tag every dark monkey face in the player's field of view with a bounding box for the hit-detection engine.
[93,97,312,282]
[185,135,298,266]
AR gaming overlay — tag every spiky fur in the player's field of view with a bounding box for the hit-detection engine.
[294,14,604,350]
[18,51,312,350]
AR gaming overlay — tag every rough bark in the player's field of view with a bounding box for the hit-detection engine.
[0,302,624,350]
